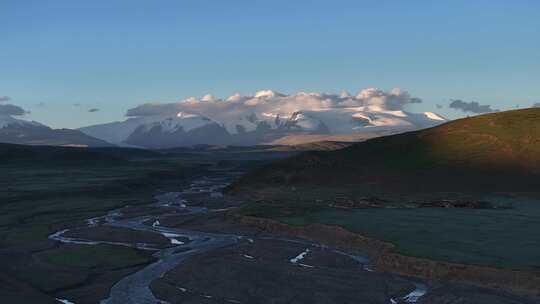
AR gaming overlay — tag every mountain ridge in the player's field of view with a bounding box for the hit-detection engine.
[228,108,540,194]
[0,114,113,147]
[80,88,446,148]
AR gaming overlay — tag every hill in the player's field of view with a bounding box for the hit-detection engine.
[227,108,540,291]
[0,114,113,147]
[229,108,540,194]
[0,142,160,163]
[266,130,406,146]
[159,141,350,154]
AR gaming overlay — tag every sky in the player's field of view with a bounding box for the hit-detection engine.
[1,0,539,128]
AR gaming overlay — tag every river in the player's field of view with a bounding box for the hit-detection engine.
[49,169,427,304]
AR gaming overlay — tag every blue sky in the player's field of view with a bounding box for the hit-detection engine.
[1,0,539,128]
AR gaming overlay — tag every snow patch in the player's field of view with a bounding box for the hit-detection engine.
[402,283,428,303]
[161,232,186,245]
[176,112,199,119]
[162,232,182,238]
[170,239,184,245]
[143,113,212,133]
[298,263,314,268]
[424,111,446,121]
[290,248,310,264]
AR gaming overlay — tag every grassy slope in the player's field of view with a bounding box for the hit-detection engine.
[232,109,540,271]
[231,108,540,194]
[277,199,540,270]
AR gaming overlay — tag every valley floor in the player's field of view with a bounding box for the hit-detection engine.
[1,152,539,303]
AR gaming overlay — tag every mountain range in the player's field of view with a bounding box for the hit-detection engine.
[0,113,111,147]
[79,88,446,148]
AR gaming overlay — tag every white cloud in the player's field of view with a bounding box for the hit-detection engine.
[128,88,420,116]
[200,94,217,102]
[124,88,425,134]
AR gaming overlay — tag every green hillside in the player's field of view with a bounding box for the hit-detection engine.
[229,109,540,273]
[230,108,540,194]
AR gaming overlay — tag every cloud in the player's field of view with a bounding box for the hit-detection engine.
[532,103,540,108]
[449,99,498,114]
[126,87,423,118]
[88,108,100,113]
[126,102,180,117]
[436,104,443,109]
[0,104,26,116]
[123,88,427,134]
[73,103,81,107]
[0,96,10,103]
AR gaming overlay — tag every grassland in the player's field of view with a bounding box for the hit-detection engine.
[0,142,289,303]
[237,186,540,270]
[280,198,540,270]
[230,108,540,194]
[231,109,540,273]
[0,145,214,302]
[0,159,201,247]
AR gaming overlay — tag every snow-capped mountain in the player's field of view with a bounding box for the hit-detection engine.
[80,112,220,148]
[0,114,45,129]
[80,88,447,148]
[124,113,230,148]
[0,114,112,147]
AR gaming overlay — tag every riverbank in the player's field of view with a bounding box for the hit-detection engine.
[237,215,540,298]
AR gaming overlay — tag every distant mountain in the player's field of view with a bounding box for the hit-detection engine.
[229,108,540,194]
[0,114,112,147]
[80,88,447,148]
[124,113,231,149]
